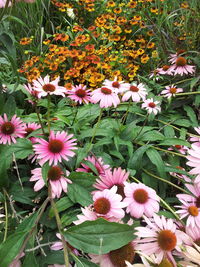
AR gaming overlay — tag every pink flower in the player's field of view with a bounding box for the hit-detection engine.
[168,50,186,64]
[141,98,161,115]
[91,87,120,108]
[66,84,92,104]
[33,131,77,166]
[168,57,195,76]
[155,65,174,75]
[32,75,66,98]
[92,186,127,219]
[123,182,160,218]
[74,206,101,225]
[89,241,135,267]
[160,85,183,98]
[168,144,188,155]
[76,156,110,176]
[30,166,71,198]
[176,199,200,228]
[23,122,41,143]
[102,77,129,93]
[135,214,183,265]
[93,167,129,197]
[187,144,200,183]
[0,0,11,8]
[185,226,200,246]
[0,114,25,145]
[176,183,200,209]
[122,83,147,102]
[190,127,200,146]
[51,233,78,255]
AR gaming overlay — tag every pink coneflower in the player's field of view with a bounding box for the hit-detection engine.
[187,144,200,183]
[0,0,11,8]
[177,182,200,208]
[93,167,129,197]
[122,83,147,102]
[24,83,39,103]
[168,57,195,76]
[155,65,174,75]
[33,131,77,166]
[168,144,188,155]
[30,166,71,198]
[123,182,160,218]
[190,127,200,146]
[90,241,135,267]
[92,186,127,219]
[175,199,200,228]
[51,233,79,255]
[168,50,187,64]
[141,98,161,115]
[76,156,110,176]
[0,114,25,145]
[160,85,183,98]
[149,69,162,80]
[23,122,41,143]
[91,87,120,108]
[135,214,183,265]
[32,75,66,98]
[102,77,129,93]
[66,84,92,104]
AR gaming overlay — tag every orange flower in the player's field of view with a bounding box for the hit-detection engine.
[20,37,33,45]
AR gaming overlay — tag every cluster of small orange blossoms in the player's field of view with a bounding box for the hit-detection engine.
[19,0,191,86]
[20,37,33,45]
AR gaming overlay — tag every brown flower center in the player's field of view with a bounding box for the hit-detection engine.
[157,230,177,251]
[133,189,148,204]
[196,197,200,208]
[112,81,120,88]
[162,65,170,71]
[169,87,177,94]
[109,242,135,267]
[1,122,15,135]
[48,139,64,153]
[174,145,182,149]
[48,166,62,181]
[176,57,187,67]
[42,83,56,92]
[130,85,139,92]
[101,87,112,95]
[25,127,34,137]
[76,89,86,98]
[93,197,111,214]
[148,102,156,108]
[158,258,173,267]
[188,205,199,217]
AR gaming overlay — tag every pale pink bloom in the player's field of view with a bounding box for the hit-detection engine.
[90,241,135,267]
[176,183,200,210]
[0,114,25,145]
[160,85,183,98]
[66,84,92,104]
[175,199,200,228]
[51,233,79,255]
[169,166,190,184]
[168,50,186,64]
[168,57,195,76]
[123,182,160,218]
[23,83,39,105]
[122,83,147,102]
[30,166,71,198]
[135,214,183,265]
[32,75,66,98]
[155,65,174,75]
[0,0,11,8]
[141,98,161,115]
[91,87,120,108]
[187,144,200,183]
[93,167,129,196]
[92,186,127,219]
[185,225,200,246]
[189,127,200,146]
[102,77,129,93]
[76,156,110,176]
[149,70,162,80]
[168,144,188,155]
[33,131,77,166]
[23,122,41,143]
[181,243,200,265]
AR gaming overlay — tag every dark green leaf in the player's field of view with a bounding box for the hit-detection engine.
[49,197,74,218]
[157,138,191,147]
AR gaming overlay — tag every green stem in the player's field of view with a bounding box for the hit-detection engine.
[47,94,51,135]
[35,106,45,135]
[132,114,149,142]
[142,169,188,193]
[3,189,8,242]
[48,186,69,267]
[175,91,200,96]
[121,100,131,124]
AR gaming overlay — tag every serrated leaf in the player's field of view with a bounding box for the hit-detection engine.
[173,119,191,127]
[63,218,136,254]
[128,145,150,170]
[146,148,166,178]
[139,130,165,142]
[11,139,33,159]
[157,138,191,147]
[184,105,198,126]
[67,183,93,206]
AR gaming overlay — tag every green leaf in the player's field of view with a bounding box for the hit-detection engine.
[11,139,33,159]
[146,148,166,178]
[184,105,198,126]
[128,145,150,170]
[67,183,93,206]
[61,208,81,226]
[139,130,165,142]
[0,231,27,267]
[157,138,191,147]
[49,197,73,218]
[39,251,64,265]
[75,144,92,168]
[2,95,16,117]
[73,255,99,267]
[42,162,50,185]
[173,119,191,127]
[22,253,39,267]
[63,218,135,254]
